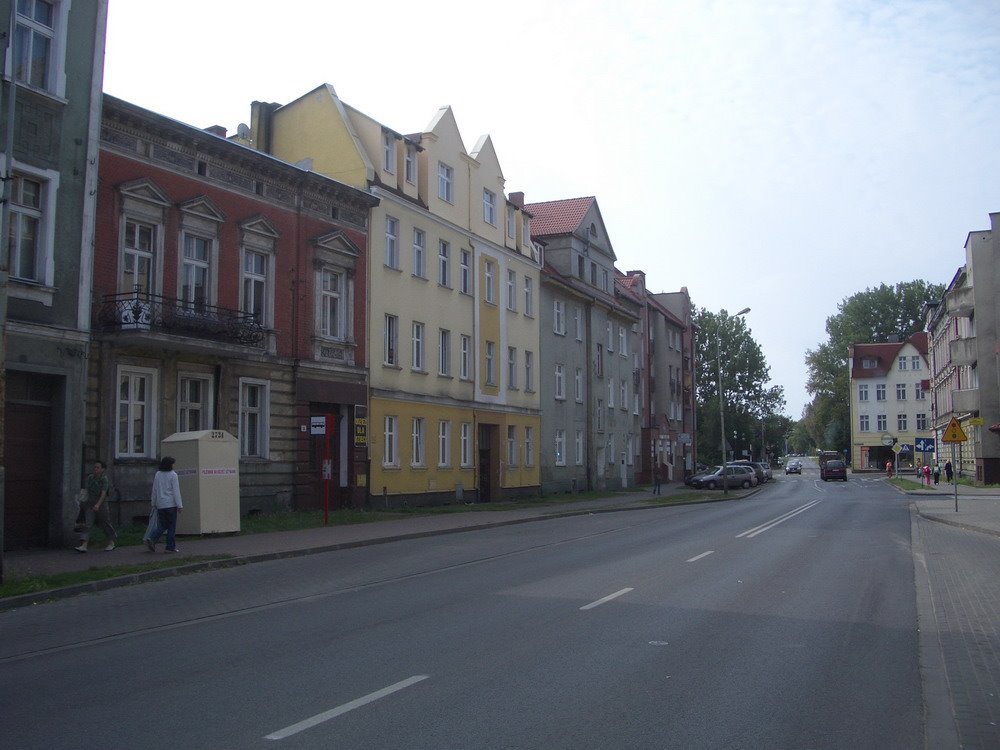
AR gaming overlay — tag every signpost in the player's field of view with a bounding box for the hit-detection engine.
[940,417,968,512]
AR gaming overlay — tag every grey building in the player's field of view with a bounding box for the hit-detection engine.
[1,1,109,551]
[527,197,641,493]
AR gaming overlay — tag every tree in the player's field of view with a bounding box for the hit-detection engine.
[695,306,785,464]
[803,280,944,455]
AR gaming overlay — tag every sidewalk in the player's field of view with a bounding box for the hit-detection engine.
[1,483,729,610]
[903,480,1000,538]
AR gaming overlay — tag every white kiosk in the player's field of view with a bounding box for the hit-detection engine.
[160,430,240,534]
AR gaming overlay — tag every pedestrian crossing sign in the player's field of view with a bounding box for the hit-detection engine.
[941,417,968,443]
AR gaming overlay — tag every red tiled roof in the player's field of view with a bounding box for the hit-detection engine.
[849,332,929,379]
[523,197,595,237]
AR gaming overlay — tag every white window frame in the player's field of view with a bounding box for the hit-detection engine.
[13,0,70,96]
[460,334,472,380]
[411,321,425,371]
[575,368,583,402]
[554,364,565,399]
[382,132,395,173]
[916,413,928,430]
[438,162,454,203]
[460,422,473,467]
[485,260,496,304]
[524,426,534,467]
[897,414,908,431]
[7,168,57,289]
[525,351,534,392]
[575,430,584,465]
[877,414,887,431]
[554,300,566,335]
[320,268,345,340]
[383,416,399,467]
[507,347,518,390]
[404,144,416,184]
[911,355,921,371]
[620,379,627,410]
[122,216,157,295]
[241,244,273,328]
[439,329,451,376]
[438,239,450,287]
[485,341,496,386]
[506,269,517,311]
[484,189,497,225]
[876,384,886,401]
[459,249,471,294]
[898,356,907,371]
[116,365,158,459]
[858,384,869,402]
[411,417,425,467]
[506,205,516,238]
[554,429,566,466]
[412,228,426,278]
[619,326,627,357]
[859,414,870,432]
[438,421,451,467]
[507,425,517,466]
[384,314,399,366]
[524,277,534,317]
[385,216,400,269]
[239,378,270,459]
[177,372,213,432]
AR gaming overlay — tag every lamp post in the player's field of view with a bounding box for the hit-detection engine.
[718,307,750,495]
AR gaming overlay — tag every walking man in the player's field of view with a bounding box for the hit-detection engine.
[76,460,116,552]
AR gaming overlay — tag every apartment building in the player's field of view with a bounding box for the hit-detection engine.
[924,213,1000,484]
[1,0,108,548]
[847,333,930,471]
[525,197,641,492]
[245,85,541,504]
[90,96,376,518]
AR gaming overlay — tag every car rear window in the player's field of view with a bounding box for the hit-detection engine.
[827,460,845,468]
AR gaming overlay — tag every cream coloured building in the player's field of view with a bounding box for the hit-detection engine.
[244,85,541,504]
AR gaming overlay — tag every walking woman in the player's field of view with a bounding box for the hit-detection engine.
[148,456,183,553]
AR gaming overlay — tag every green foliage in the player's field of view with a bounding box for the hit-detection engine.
[694,306,786,463]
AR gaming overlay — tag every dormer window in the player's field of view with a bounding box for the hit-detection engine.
[383,133,394,174]
[404,144,416,184]
[862,357,877,369]
[589,222,597,237]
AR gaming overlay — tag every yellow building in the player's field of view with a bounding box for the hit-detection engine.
[246,85,541,503]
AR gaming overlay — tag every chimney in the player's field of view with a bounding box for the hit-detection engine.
[509,191,525,208]
[204,125,227,138]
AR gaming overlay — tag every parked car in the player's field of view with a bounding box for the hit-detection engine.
[729,460,765,485]
[820,459,848,481]
[754,462,772,481]
[691,465,755,490]
[685,466,715,487]
[785,460,802,474]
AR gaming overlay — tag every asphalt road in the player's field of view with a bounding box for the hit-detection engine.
[1,471,925,749]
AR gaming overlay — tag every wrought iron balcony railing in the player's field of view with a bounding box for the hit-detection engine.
[96,291,265,347]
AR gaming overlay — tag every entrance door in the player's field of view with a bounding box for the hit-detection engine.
[310,411,343,509]
[4,376,54,548]
[478,424,496,502]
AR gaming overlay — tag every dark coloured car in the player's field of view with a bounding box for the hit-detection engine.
[785,461,802,475]
[821,459,848,481]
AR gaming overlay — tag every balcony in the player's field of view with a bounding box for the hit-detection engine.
[96,292,265,347]
[949,336,978,366]
[945,286,974,317]
[951,388,979,414]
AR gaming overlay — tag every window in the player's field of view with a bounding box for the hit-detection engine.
[554,364,565,399]
[13,0,56,90]
[178,374,212,431]
[411,418,425,466]
[385,216,399,268]
[575,368,583,402]
[459,249,471,294]
[524,351,534,391]
[876,384,886,401]
[507,425,517,466]
[239,379,269,458]
[460,423,472,466]
[602,269,609,291]
[439,329,451,375]
[554,429,566,466]
[8,174,46,283]
[896,383,906,400]
[507,347,517,389]
[524,277,534,317]
[438,421,451,467]
[506,206,516,238]
[596,400,604,430]
[916,382,925,400]
[485,341,496,385]
[877,414,887,431]
[633,393,640,415]
[607,322,614,352]
[608,377,615,409]
[438,240,450,286]
[506,270,517,311]
[524,427,534,467]
[554,300,566,335]
[898,356,907,371]
[123,218,156,294]
[116,366,157,458]
[383,416,398,467]
[437,162,454,202]
[911,356,921,371]
[859,414,870,432]
[577,255,586,280]
[412,229,426,278]
[384,314,399,365]
[404,145,416,184]
[575,430,584,465]
[241,249,269,326]
[858,384,869,402]
[862,357,877,369]
[484,260,496,304]
[460,335,472,379]
[411,322,425,370]
[382,132,395,173]
[574,307,583,341]
[619,326,627,357]
[595,343,604,377]
[484,189,497,225]
[320,269,344,339]
[522,216,531,246]
[620,379,627,410]
[916,413,928,430]
[897,414,907,431]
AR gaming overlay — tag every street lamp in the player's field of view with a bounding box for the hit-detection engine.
[718,307,750,495]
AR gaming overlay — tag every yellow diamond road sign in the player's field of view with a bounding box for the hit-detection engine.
[941,417,968,443]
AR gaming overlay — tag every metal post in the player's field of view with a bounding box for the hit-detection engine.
[952,442,958,513]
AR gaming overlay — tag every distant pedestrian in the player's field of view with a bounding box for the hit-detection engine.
[933,464,941,485]
[885,460,893,479]
[922,464,931,486]
[75,460,116,552]
[653,463,662,495]
[148,456,183,553]
[945,461,954,482]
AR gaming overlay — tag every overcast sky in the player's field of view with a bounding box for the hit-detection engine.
[102,0,1000,418]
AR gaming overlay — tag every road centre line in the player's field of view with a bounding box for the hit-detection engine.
[580,587,634,610]
[736,500,823,539]
[265,675,430,740]
[686,550,715,563]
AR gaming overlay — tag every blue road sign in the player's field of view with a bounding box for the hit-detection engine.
[915,437,935,453]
